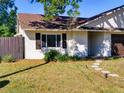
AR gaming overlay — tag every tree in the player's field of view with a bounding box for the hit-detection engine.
[0,0,17,37]
[31,0,82,21]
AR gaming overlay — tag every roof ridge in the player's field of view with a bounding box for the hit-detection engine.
[18,13,42,15]
[18,13,88,19]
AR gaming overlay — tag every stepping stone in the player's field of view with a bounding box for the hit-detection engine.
[95,60,103,63]
[91,65,99,68]
[93,63,100,66]
[94,68,102,71]
[109,74,119,77]
[101,70,110,74]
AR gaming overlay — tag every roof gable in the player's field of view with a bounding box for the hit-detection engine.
[78,5,124,29]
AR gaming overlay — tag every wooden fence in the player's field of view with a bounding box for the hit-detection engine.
[0,36,24,59]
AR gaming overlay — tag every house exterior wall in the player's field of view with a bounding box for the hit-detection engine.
[18,26,43,59]
[67,31,88,57]
[88,32,111,57]
[18,27,88,59]
[19,25,111,59]
[85,8,124,28]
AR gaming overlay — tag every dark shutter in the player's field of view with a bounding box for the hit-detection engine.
[35,33,41,49]
[62,33,67,48]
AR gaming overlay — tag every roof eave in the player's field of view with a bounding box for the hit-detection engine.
[23,28,110,32]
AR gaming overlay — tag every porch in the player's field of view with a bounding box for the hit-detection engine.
[88,31,111,57]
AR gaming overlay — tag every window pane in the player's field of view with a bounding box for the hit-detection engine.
[42,35,46,47]
[57,35,61,47]
[47,35,56,47]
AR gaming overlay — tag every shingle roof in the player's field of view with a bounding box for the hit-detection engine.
[18,13,88,30]
[18,5,124,30]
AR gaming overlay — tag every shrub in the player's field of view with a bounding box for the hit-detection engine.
[56,54,69,62]
[2,55,15,63]
[104,57,120,60]
[44,50,83,62]
[44,50,60,62]
[69,55,82,61]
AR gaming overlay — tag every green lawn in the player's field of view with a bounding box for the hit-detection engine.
[0,60,124,93]
[101,58,124,78]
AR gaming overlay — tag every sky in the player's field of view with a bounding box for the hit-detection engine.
[15,0,124,18]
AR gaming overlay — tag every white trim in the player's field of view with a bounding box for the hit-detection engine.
[24,28,88,32]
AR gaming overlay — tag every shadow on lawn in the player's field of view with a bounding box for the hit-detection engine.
[0,62,48,79]
[0,80,10,88]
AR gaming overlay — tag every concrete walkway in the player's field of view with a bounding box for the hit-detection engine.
[91,59,119,78]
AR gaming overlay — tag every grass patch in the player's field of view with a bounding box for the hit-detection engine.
[101,58,124,77]
[0,60,124,93]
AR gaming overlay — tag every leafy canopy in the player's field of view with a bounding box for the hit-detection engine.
[31,0,82,20]
[0,0,17,37]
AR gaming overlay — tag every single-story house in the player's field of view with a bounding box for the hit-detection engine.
[17,5,124,59]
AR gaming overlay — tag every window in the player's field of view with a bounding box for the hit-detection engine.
[36,33,41,49]
[47,35,56,47]
[57,35,61,47]
[42,34,61,48]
